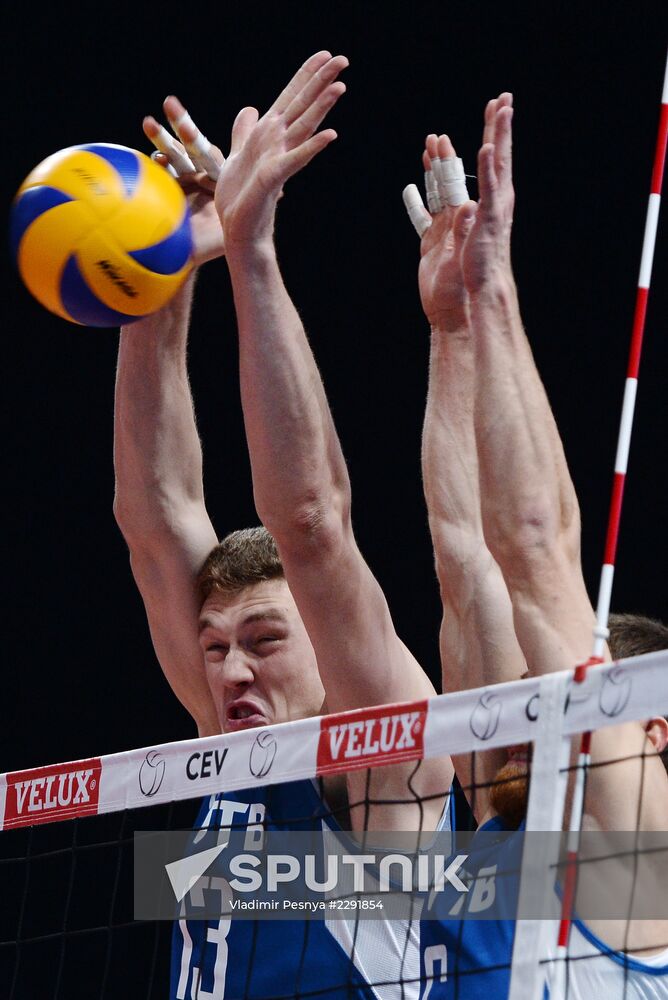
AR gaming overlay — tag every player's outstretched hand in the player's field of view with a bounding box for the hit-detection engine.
[215,50,348,250]
[402,93,514,318]
[460,93,515,294]
[143,97,226,266]
[405,132,477,331]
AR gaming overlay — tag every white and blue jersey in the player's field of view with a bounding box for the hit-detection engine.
[419,816,668,999]
[171,778,453,1000]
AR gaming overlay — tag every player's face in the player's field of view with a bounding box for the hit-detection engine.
[198,579,325,733]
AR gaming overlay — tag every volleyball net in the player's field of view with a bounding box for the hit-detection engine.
[2,649,667,1000]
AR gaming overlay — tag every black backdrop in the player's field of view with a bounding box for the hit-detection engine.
[4,1,667,776]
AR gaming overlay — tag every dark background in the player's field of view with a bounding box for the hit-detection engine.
[4,1,667,776]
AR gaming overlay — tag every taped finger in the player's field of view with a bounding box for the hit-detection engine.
[435,156,469,207]
[148,123,196,175]
[169,109,221,181]
[403,184,432,238]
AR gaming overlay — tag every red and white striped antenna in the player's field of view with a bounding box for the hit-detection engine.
[556,47,668,974]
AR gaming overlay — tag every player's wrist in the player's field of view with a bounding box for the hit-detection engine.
[468,270,518,313]
[119,269,198,335]
[429,313,471,338]
[428,300,470,336]
[216,190,280,259]
[224,232,277,265]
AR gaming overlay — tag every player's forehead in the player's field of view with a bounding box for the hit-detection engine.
[198,579,296,633]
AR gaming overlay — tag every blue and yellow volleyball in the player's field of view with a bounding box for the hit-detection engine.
[10,143,193,327]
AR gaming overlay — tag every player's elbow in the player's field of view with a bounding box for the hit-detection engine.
[485,492,582,583]
[113,491,138,542]
[113,490,158,546]
[431,524,492,605]
[265,488,352,561]
[113,497,166,557]
[113,489,203,555]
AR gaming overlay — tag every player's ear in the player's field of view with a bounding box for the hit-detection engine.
[645,716,668,754]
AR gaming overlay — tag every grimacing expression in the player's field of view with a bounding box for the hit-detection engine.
[198,579,325,733]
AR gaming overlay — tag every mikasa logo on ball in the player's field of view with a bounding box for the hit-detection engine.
[95,259,138,298]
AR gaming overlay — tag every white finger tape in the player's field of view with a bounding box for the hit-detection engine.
[149,123,196,175]
[169,110,197,134]
[170,110,221,181]
[191,146,221,181]
[425,169,442,214]
[189,132,212,156]
[436,156,469,207]
[186,134,221,182]
[403,184,432,238]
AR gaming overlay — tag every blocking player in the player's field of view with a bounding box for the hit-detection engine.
[405,95,668,996]
[114,52,452,1000]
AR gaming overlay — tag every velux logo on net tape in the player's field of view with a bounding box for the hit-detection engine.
[317,701,428,774]
[4,758,102,829]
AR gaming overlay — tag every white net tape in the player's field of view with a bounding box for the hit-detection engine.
[2,650,666,832]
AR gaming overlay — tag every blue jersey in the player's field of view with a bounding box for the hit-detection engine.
[419,816,520,1000]
[171,778,453,1000]
[419,817,668,1000]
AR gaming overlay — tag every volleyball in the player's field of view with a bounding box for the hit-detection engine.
[10,143,193,327]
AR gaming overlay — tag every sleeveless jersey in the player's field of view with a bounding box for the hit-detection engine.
[171,777,453,1000]
[419,816,668,1000]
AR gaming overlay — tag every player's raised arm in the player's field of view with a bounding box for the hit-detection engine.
[113,105,226,737]
[216,51,451,830]
[405,122,526,822]
[463,96,668,833]
[457,96,593,674]
[216,51,412,712]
